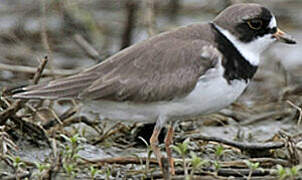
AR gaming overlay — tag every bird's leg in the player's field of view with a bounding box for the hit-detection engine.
[150,126,162,168]
[150,116,167,171]
[165,122,175,175]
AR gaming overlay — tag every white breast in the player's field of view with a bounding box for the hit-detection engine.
[157,63,248,119]
[80,64,248,123]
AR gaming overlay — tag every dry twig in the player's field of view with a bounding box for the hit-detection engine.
[73,34,101,61]
[33,56,48,84]
[161,157,171,180]
[144,0,156,36]
[1,171,31,180]
[0,101,23,125]
[0,62,78,76]
[279,130,301,165]
[43,106,77,129]
[221,158,289,168]
[93,123,129,145]
[286,100,302,125]
[0,56,50,143]
[40,0,54,76]
[181,134,284,152]
[81,156,158,165]
[121,0,138,49]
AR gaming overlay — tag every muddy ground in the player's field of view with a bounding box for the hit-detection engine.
[0,0,302,179]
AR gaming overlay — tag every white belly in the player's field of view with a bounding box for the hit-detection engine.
[80,67,248,123]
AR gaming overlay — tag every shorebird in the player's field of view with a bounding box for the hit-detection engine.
[12,3,296,174]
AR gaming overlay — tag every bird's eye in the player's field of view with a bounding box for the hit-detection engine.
[247,19,263,30]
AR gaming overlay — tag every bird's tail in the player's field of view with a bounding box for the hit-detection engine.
[9,73,97,100]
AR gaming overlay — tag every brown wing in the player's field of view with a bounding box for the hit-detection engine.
[13,73,99,99]
[13,24,219,102]
[79,39,218,102]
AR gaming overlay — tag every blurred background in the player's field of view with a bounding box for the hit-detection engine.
[0,0,301,91]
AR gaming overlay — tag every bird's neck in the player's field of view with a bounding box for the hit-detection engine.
[210,23,258,83]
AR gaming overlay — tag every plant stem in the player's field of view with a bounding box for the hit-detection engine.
[183,155,188,177]
[247,169,252,180]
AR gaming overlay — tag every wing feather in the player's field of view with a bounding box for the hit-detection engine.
[79,39,217,102]
[13,24,221,102]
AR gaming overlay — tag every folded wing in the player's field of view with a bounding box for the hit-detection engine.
[13,27,220,102]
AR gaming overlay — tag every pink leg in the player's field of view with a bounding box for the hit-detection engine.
[150,127,163,169]
[165,124,175,175]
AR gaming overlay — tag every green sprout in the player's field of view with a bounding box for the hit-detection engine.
[171,138,190,177]
[60,133,86,178]
[8,156,25,170]
[287,165,302,180]
[89,166,102,180]
[63,163,76,178]
[215,144,225,159]
[213,160,221,172]
[244,160,262,180]
[138,136,153,178]
[276,164,286,180]
[34,162,50,179]
[272,164,302,180]
[190,151,207,177]
[106,167,111,180]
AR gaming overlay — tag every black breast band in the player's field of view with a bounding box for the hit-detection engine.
[210,23,258,83]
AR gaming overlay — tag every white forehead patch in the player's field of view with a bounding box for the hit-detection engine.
[214,23,276,66]
[269,16,277,29]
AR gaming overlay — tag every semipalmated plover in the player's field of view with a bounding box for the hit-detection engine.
[12,3,296,174]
